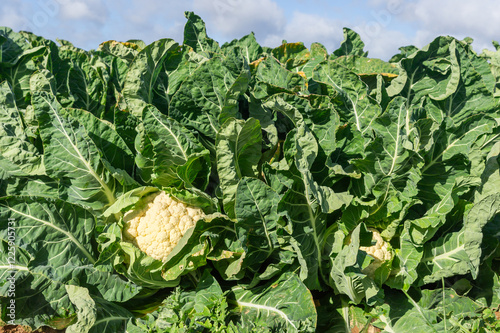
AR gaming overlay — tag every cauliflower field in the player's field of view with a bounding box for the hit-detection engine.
[1,11,500,333]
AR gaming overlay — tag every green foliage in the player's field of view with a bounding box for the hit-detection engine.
[1,11,499,333]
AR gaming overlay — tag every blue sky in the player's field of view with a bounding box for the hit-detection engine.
[1,0,499,60]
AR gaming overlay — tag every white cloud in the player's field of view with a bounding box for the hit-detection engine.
[401,0,500,52]
[101,0,189,45]
[360,29,410,59]
[262,12,344,50]
[406,0,500,36]
[192,0,286,41]
[355,0,500,58]
[0,5,28,29]
[59,0,108,24]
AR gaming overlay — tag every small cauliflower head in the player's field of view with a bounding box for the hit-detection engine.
[359,229,393,278]
[122,191,205,262]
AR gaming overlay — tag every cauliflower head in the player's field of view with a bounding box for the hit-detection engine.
[122,191,205,262]
[359,229,393,278]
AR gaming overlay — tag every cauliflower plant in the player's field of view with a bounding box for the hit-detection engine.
[122,191,205,262]
[359,229,393,278]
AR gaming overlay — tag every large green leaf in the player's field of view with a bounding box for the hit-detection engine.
[333,28,368,58]
[183,11,221,59]
[0,81,44,177]
[234,177,281,272]
[221,32,263,65]
[0,175,59,199]
[349,97,422,235]
[65,108,136,176]
[142,105,210,189]
[418,193,500,284]
[230,272,317,332]
[297,43,328,79]
[263,93,340,158]
[54,46,110,117]
[417,114,497,206]
[122,39,179,116]
[388,36,498,125]
[313,60,382,135]
[31,92,121,211]
[271,42,311,70]
[385,230,423,291]
[252,56,307,100]
[65,285,134,333]
[169,56,250,138]
[216,118,262,218]
[375,288,486,333]
[0,49,45,109]
[0,197,140,328]
[475,140,500,202]
[98,40,141,65]
[329,224,382,305]
[0,27,34,65]
[277,122,352,290]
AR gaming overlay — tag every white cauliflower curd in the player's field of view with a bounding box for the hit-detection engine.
[122,191,205,262]
[359,229,393,277]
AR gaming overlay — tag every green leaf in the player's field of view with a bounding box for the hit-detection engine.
[0,175,59,199]
[103,186,158,218]
[351,96,421,202]
[385,230,423,291]
[313,60,382,135]
[263,93,340,157]
[252,56,307,99]
[234,177,281,272]
[277,122,351,290]
[143,105,211,189]
[65,285,134,333]
[97,40,141,65]
[221,32,263,65]
[375,288,486,333]
[278,183,326,290]
[333,28,368,58]
[183,11,221,58]
[230,272,317,332]
[418,115,496,206]
[0,81,44,177]
[0,197,141,327]
[65,107,136,176]
[122,39,179,116]
[0,28,45,108]
[56,47,109,117]
[216,118,262,218]
[0,27,34,65]
[169,56,250,138]
[32,92,119,211]
[65,285,97,333]
[475,140,500,202]
[329,224,381,305]
[298,42,328,79]
[128,272,230,332]
[418,193,500,284]
[272,42,311,70]
[388,36,498,125]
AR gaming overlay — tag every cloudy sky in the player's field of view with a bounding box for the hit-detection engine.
[1,0,499,60]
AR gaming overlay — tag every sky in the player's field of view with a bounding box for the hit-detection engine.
[1,0,499,60]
